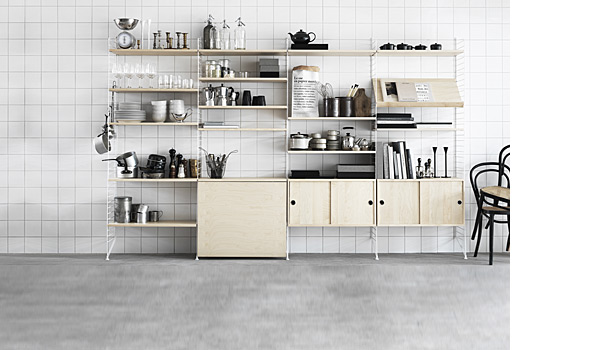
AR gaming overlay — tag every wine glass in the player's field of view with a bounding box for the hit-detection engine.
[123,63,134,88]
[145,63,156,89]
[135,63,145,88]
[112,63,123,88]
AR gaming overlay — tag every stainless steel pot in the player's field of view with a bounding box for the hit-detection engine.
[114,196,132,223]
[290,132,312,150]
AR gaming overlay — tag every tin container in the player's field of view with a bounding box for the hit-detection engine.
[338,97,354,117]
[324,98,339,117]
[114,196,132,223]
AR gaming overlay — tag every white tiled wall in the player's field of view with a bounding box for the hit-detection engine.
[0,0,509,254]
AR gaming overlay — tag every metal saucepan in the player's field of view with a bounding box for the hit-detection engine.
[94,109,114,154]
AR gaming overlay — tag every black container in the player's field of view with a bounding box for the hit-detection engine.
[338,97,354,117]
[146,154,167,171]
[242,90,252,106]
[397,43,413,50]
[252,96,266,106]
[324,98,339,117]
[430,43,442,50]
[415,44,427,50]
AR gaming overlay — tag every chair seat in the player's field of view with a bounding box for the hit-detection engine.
[482,205,509,214]
[481,186,510,201]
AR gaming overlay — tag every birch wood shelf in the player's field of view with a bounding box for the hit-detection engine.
[198,128,287,131]
[198,77,287,83]
[107,220,197,228]
[108,178,197,182]
[198,105,287,110]
[109,122,197,126]
[109,88,197,93]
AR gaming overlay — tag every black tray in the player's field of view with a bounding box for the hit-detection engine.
[291,43,329,50]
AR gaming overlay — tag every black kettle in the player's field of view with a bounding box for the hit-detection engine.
[288,29,316,44]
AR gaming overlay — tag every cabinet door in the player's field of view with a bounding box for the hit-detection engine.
[419,181,464,225]
[377,181,420,225]
[197,182,287,257]
[288,181,331,226]
[331,181,375,226]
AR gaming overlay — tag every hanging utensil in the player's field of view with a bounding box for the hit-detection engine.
[94,109,112,154]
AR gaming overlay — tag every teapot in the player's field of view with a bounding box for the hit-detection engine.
[288,29,316,44]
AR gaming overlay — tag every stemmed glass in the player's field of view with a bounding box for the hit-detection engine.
[112,63,123,88]
[135,63,145,88]
[123,63,134,88]
[145,63,156,89]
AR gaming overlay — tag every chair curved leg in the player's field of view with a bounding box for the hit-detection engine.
[474,216,484,257]
[506,214,510,251]
[471,198,483,240]
[489,214,495,265]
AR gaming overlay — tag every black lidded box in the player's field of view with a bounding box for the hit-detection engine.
[291,43,329,50]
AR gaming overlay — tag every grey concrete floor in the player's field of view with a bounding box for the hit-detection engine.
[0,254,509,350]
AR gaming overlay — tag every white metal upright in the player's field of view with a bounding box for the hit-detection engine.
[453,38,467,259]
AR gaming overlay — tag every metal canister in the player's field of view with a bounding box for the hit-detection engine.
[189,159,198,178]
[114,196,132,223]
[338,97,354,117]
[324,98,339,117]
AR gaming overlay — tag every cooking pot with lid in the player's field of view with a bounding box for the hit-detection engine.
[290,132,312,150]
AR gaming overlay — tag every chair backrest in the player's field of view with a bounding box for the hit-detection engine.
[470,161,510,206]
[498,145,510,186]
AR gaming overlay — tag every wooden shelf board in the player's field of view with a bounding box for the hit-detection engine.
[198,77,287,83]
[110,122,197,126]
[288,117,376,121]
[109,178,197,182]
[198,49,287,56]
[288,179,376,182]
[198,105,287,110]
[110,88,197,93]
[110,49,196,56]
[377,102,464,108]
[110,49,463,58]
[376,49,463,57]
[198,128,287,131]
[288,150,376,154]
[288,49,375,56]
[108,220,197,228]
[377,178,464,182]
[197,178,287,182]
[375,128,464,131]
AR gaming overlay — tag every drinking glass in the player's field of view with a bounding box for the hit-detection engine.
[112,63,123,88]
[123,63,134,88]
[135,63,145,88]
[146,63,156,88]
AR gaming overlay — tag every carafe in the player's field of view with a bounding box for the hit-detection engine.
[219,20,231,50]
[203,14,214,49]
[234,17,246,50]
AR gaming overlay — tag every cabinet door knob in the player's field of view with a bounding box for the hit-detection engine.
[379,200,385,205]
[291,200,296,205]
[368,200,373,205]
[457,200,462,205]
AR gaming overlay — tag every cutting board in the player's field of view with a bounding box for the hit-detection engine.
[353,88,371,117]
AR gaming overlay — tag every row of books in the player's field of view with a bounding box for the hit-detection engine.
[376,113,453,129]
[376,141,414,179]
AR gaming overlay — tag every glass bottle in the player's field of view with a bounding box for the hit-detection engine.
[234,17,246,50]
[203,14,214,49]
[210,24,221,49]
[219,20,231,50]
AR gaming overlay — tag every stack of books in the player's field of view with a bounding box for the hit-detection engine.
[199,122,239,129]
[336,164,375,179]
[376,141,414,179]
[376,113,416,129]
[416,122,454,129]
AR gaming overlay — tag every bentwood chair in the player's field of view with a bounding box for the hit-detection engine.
[470,162,510,265]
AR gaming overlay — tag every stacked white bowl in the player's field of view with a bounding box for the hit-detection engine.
[151,100,167,122]
[169,100,185,122]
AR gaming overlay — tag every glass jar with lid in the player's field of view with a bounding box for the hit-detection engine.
[203,60,222,78]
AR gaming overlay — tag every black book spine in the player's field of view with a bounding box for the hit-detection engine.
[405,149,414,179]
